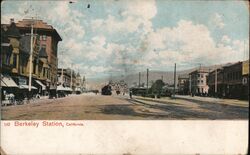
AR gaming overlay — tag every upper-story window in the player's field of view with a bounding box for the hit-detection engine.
[42,35,47,41]
[201,74,203,78]
[42,44,46,50]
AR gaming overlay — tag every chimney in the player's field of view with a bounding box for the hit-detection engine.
[10,18,14,24]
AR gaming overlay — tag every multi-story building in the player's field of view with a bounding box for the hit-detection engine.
[75,72,82,92]
[223,61,244,99]
[207,68,224,97]
[1,18,61,99]
[189,68,209,95]
[57,68,79,92]
[57,68,71,88]
[1,20,20,100]
[242,60,249,100]
[177,74,189,95]
[1,19,47,98]
[15,19,62,91]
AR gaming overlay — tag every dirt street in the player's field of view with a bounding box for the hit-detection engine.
[1,93,249,120]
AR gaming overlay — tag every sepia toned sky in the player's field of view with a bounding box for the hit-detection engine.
[1,0,249,79]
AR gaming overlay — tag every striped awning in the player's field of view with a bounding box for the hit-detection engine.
[35,80,46,90]
[1,75,18,88]
[19,85,37,89]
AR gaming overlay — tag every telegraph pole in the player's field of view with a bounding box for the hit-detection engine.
[70,63,73,89]
[215,68,217,96]
[28,19,34,92]
[146,68,149,94]
[139,72,141,88]
[189,74,192,96]
[60,51,64,85]
[173,63,176,98]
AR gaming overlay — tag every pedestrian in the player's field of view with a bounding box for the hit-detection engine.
[129,90,132,99]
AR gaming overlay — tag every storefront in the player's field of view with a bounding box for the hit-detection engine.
[1,74,18,101]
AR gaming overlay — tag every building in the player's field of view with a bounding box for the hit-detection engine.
[57,68,71,88]
[189,68,209,95]
[207,68,224,97]
[15,19,62,91]
[1,18,61,99]
[242,60,249,100]
[75,72,82,93]
[1,20,20,100]
[223,61,245,99]
[177,74,189,95]
[57,68,79,93]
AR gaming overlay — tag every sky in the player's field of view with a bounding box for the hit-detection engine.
[1,0,249,79]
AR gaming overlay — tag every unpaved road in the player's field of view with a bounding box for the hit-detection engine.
[1,93,248,120]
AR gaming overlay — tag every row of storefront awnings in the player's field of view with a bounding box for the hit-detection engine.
[1,75,73,92]
[1,75,45,90]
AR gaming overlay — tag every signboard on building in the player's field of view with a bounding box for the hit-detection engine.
[242,60,249,75]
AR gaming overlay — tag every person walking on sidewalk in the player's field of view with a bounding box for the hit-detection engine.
[129,90,133,99]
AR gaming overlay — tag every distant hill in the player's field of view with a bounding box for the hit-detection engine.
[86,62,235,89]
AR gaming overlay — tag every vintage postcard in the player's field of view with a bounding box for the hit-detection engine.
[0,0,249,154]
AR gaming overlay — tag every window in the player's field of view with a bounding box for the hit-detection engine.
[42,35,47,41]
[12,54,17,68]
[201,80,203,84]
[43,68,46,77]
[197,80,200,83]
[42,44,46,50]
[201,74,203,78]
[33,59,37,74]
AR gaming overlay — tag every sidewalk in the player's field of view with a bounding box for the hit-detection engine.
[175,95,249,107]
[134,95,249,108]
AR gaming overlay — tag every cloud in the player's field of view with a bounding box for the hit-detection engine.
[221,35,231,44]
[140,20,247,70]
[92,0,156,34]
[211,13,225,29]
[2,1,248,79]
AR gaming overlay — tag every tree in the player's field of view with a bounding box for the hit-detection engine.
[151,79,165,96]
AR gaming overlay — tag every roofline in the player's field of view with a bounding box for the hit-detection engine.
[2,23,62,41]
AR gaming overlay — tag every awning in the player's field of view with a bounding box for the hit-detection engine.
[57,85,67,91]
[75,87,81,91]
[1,75,18,88]
[35,80,46,90]
[66,87,73,92]
[57,85,72,91]
[19,85,37,90]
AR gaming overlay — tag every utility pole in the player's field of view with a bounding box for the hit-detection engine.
[60,51,64,86]
[215,68,217,96]
[28,19,34,92]
[146,68,149,94]
[70,63,73,89]
[139,72,141,88]
[173,63,176,98]
[161,75,163,81]
[61,67,64,85]
[189,74,192,96]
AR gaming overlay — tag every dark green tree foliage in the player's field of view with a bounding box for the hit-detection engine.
[150,79,165,96]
